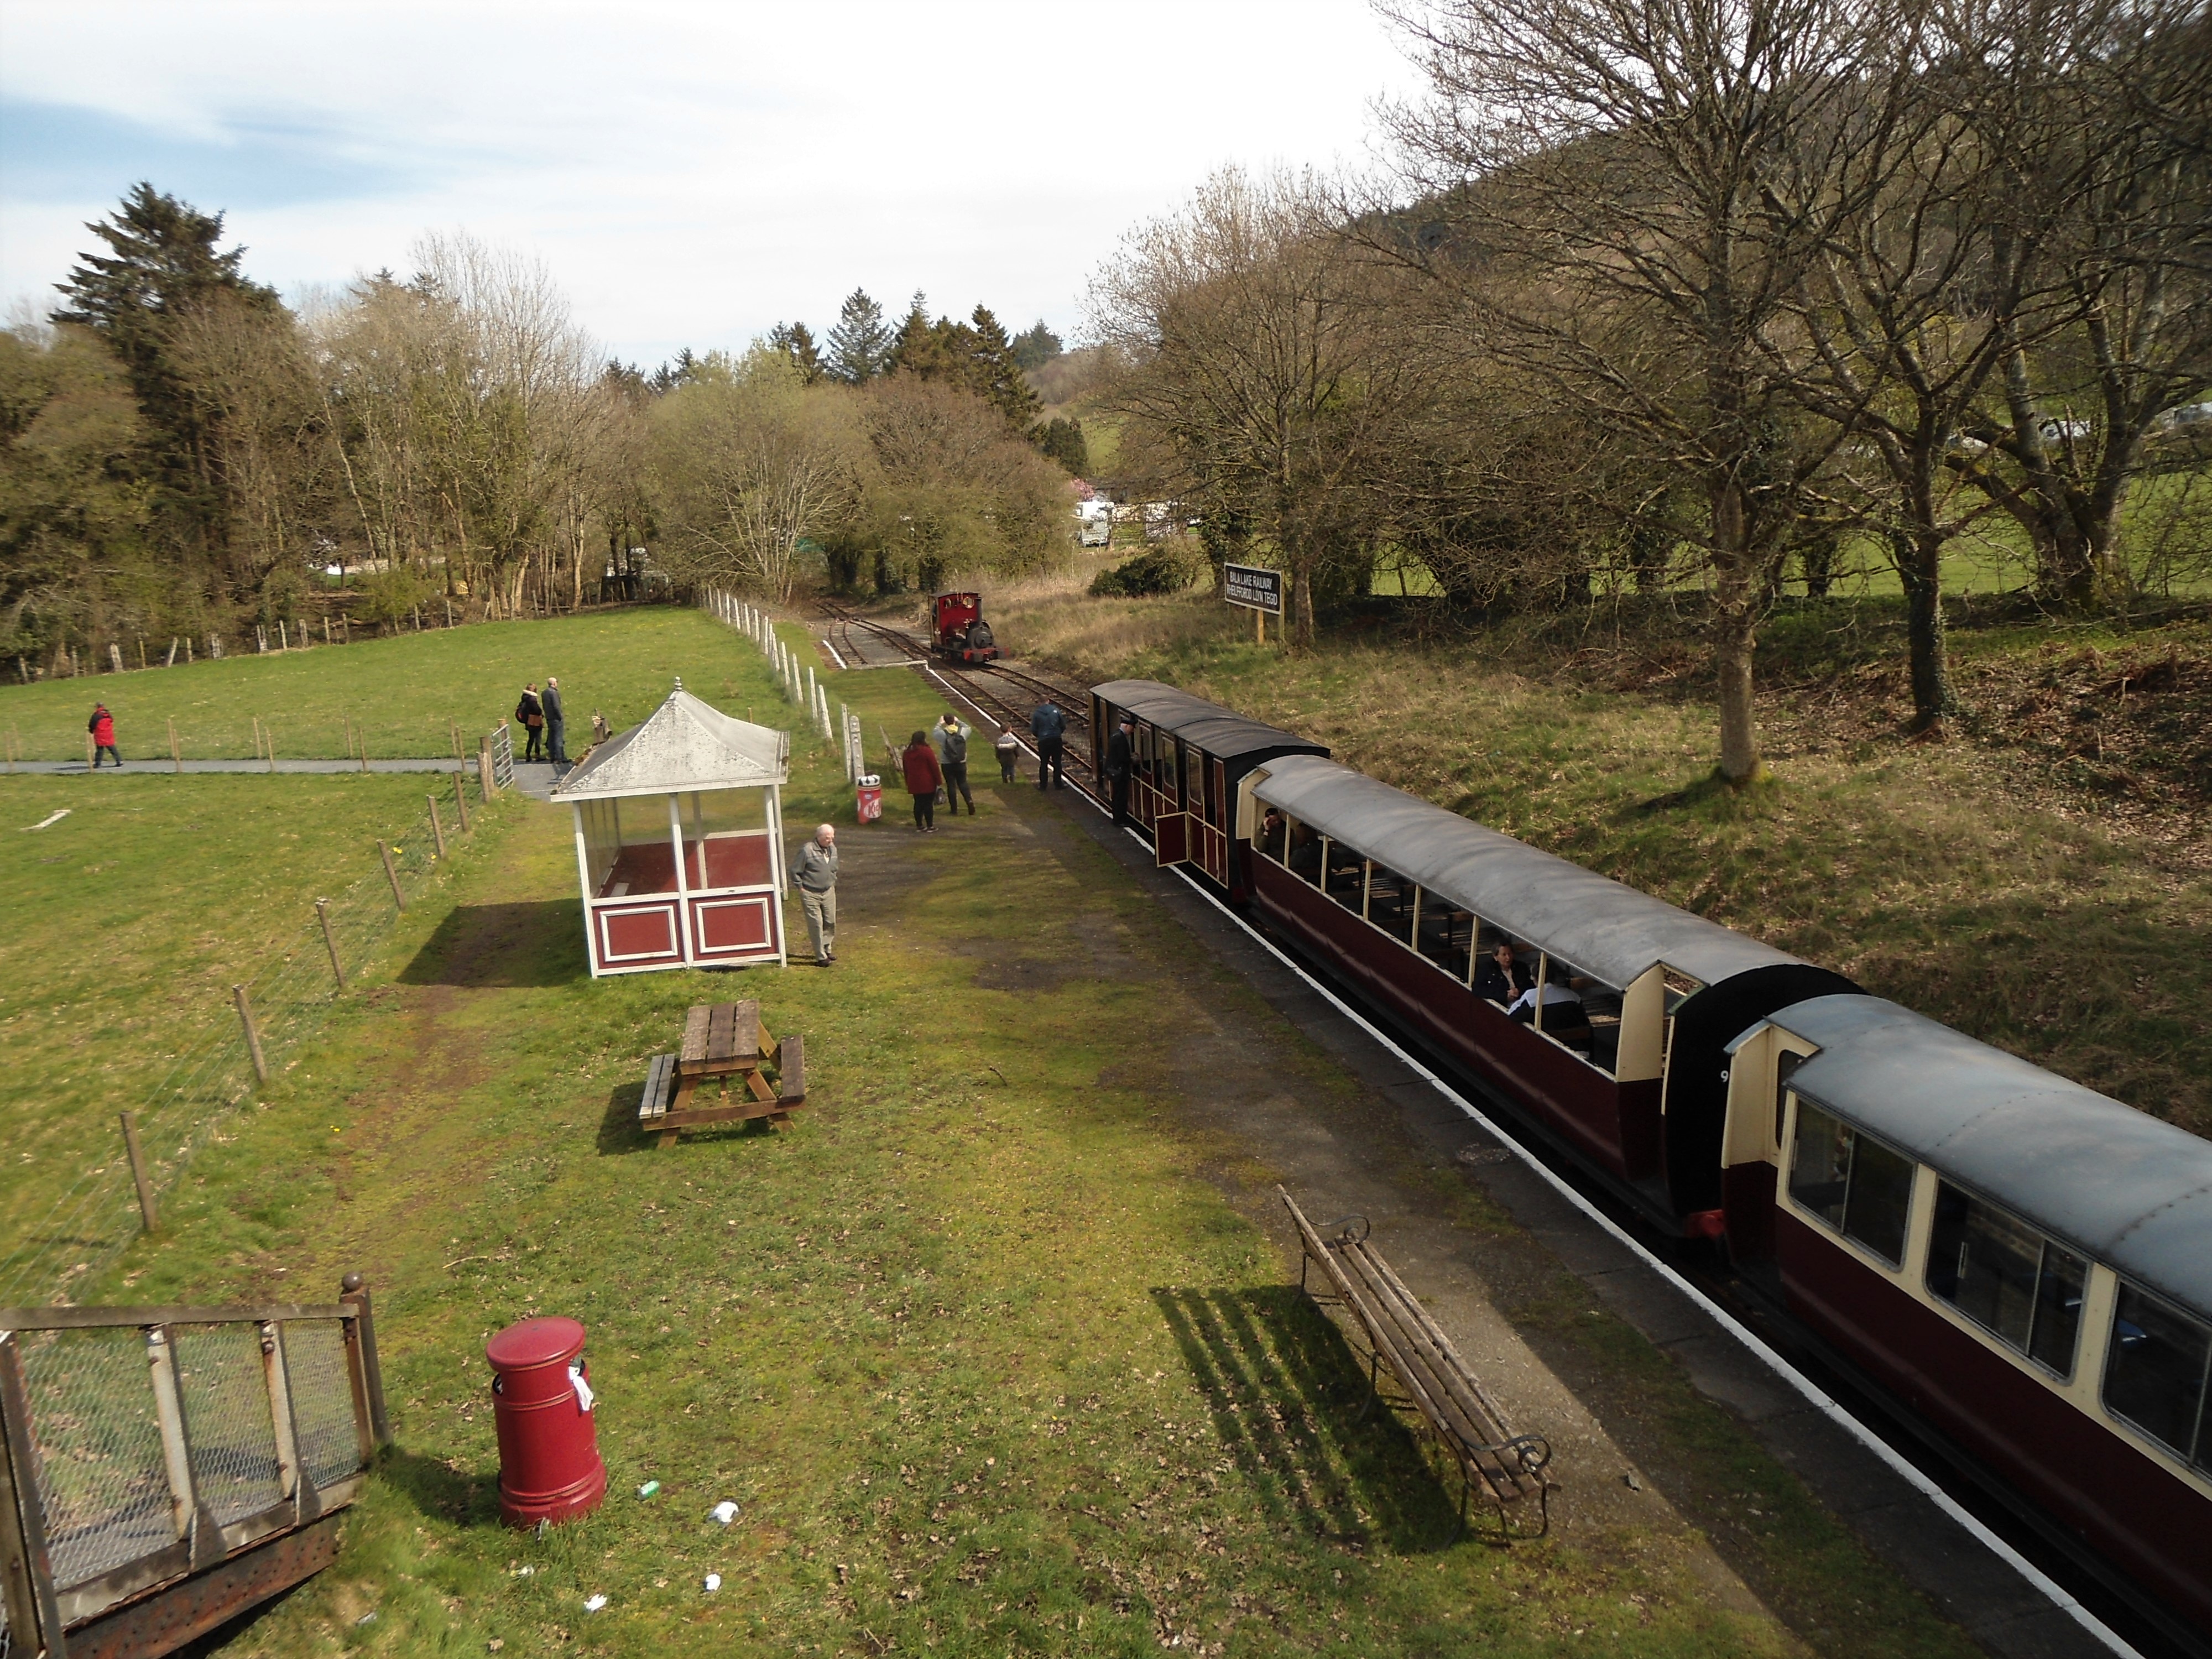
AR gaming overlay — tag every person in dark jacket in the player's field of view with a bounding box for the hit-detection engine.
[994,724,1021,782]
[901,731,943,832]
[934,712,974,815]
[542,676,567,765]
[1105,715,1134,826]
[88,703,119,768]
[1030,701,1065,791]
[516,684,545,762]
[1474,941,1534,1008]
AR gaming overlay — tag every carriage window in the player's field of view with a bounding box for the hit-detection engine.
[1788,1102,1912,1266]
[1414,894,1471,978]
[1325,848,1365,911]
[1773,1051,1804,1148]
[1365,868,1415,944]
[1927,1182,2086,1377]
[1287,825,1324,885]
[2104,1282,2210,1470]
[1257,808,1290,864]
[1553,959,1623,1073]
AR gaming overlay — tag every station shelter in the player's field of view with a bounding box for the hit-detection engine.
[553,681,791,977]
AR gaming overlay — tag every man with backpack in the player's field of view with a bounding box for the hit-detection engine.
[934,711,974,815]
[1030,700,1065,791]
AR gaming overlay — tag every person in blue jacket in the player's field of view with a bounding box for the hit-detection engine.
[1030,700,1065,791]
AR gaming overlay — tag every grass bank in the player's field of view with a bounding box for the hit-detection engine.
[0,606,764,761]
[15,612,1976,1656]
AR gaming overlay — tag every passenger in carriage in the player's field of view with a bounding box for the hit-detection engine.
[1509,978,1587,1031]
[1287,825,1323,879]
[1475,940,1533,1006]
[1259,806,1288,860]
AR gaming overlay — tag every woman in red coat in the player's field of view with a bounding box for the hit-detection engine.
[900,729,943,832]
[88,702,119,768]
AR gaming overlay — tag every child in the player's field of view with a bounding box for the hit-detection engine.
[994,725,1021,782]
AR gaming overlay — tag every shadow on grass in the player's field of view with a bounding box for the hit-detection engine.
[594,1081,786,1156]
[1150,1286,1461,1554]
[398,902,587,988]
[375,1444,499,1528]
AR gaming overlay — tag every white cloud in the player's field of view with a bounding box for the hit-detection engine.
[0,0,1423,365]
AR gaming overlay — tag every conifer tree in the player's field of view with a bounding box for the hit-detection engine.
[966,306,1040,429]
[825,289,893,383]
[767,321,827,384]
[1011,321,1061,372]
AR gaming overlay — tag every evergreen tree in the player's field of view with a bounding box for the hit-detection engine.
[1037,416,1088,476]
[650,348,701,395]
[825,289,893,383]
[766,320,827,384]
[965,306,1040,429]
[50,181,281,557]
[1011,320,1062,372]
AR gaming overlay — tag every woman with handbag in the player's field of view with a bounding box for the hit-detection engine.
[516,682,546,762]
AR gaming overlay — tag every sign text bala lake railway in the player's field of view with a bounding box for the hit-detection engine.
[1222,564,1283,615]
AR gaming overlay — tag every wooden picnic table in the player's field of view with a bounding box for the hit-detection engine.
[637,1000,806,1146]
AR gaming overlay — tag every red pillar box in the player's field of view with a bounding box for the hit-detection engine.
[486,1316,608,1527]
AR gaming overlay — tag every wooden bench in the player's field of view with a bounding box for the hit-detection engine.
[1280,1186,1552,1535]
[639,1002,807,1146]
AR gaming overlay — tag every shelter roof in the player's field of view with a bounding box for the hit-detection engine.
[551,683,789,802]
[1250,754,1801,991]
[1765,994,2211,1319]
[1092,680,1328,764]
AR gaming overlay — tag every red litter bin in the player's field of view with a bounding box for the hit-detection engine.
[486,1316,607,1528]
[856,774,883,823]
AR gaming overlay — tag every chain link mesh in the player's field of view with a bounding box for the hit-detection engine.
[170,1324,283,1528]
[280,1319,363,1493]
[16,1327,176,1590]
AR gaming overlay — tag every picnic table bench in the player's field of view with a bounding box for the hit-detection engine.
[1281,1185,1552,1535]
[638,1000,806,1146]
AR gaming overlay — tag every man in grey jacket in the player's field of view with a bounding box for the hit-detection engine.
[934,711,974,815]
[793,823,838,966]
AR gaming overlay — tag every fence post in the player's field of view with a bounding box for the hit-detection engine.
[478,739,494,801]
[169,715,181,772]
[86,728,95,768]
[340,1274,392,1448]
[316,897,346,992]
[453,768,470,832]
[429,795,447,859]
[358,712,370,773]
[0,1331,65,1653]
[378,841,406,911]
[451,720,462,760]
[233,984,269,1085]
[120,1109,158,1232]
[252,715,263,761]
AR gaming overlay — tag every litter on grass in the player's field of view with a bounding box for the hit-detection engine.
[20,811,69,832]
[637,1480,660,1499]
[711,1500,739,1524]
[584,1594,608,1613]
[704,1574,722,1593]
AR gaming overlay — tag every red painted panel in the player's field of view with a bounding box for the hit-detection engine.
[690,895,776,957]
[1619,1078,1664,1178]
[1722,1160,1777,1262]
[1250,858,1630,1176]
[601,841,677,898]
[695,831,774,889]
[1156,811,1190,867]
[598,903,679,964]
[1775,1208,2212,1633]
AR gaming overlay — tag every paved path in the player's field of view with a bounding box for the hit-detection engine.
[4,757,571,800]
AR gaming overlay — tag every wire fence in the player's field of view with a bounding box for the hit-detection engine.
[0,771,508,1310]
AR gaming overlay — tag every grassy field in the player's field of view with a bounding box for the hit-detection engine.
[0,609,1985,1656]
[0,607,786,761]
[975,571,2212,1140]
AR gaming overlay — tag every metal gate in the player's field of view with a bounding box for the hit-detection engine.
[1,1278,387,1658]
[489,722,515,792]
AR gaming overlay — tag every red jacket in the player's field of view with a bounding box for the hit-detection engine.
[901,742,942,795]
[91,711,115,746]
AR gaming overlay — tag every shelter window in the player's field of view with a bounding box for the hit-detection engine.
[2104,1281,2211,1472]
[1365,867,1415,945]
[1926,1182,2086,1378]
[1787,1102,1912,1266]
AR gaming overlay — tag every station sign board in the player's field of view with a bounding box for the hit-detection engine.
[1222,563,1283,615]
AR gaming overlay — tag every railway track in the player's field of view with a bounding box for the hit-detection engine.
[815,601,1100,797]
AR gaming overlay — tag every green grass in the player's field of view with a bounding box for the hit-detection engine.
[5,609,1982,1655]
[0,607,778,761]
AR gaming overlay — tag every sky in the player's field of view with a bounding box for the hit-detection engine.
[0,0,1426,371]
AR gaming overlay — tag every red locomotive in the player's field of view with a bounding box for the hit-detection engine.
[931,591,1001,664]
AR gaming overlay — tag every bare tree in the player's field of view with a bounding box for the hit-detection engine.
[1380,0,1898,782]
[1089,167,1432,646]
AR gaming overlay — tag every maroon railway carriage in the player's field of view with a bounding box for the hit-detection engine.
[1089,680,1327,897]
[1722,995,2212,1637]
[930,592,1001,663]
[1242,754,1854,1219]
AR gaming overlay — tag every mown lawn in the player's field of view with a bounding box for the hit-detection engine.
[0,606,774,760]
[7,611,1979,1656]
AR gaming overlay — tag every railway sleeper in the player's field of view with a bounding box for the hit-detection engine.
[1281,1184,1553,1538]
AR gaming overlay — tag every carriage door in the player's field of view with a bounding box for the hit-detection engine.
[1199,757,1229,882]
[1134,722,1162,830]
